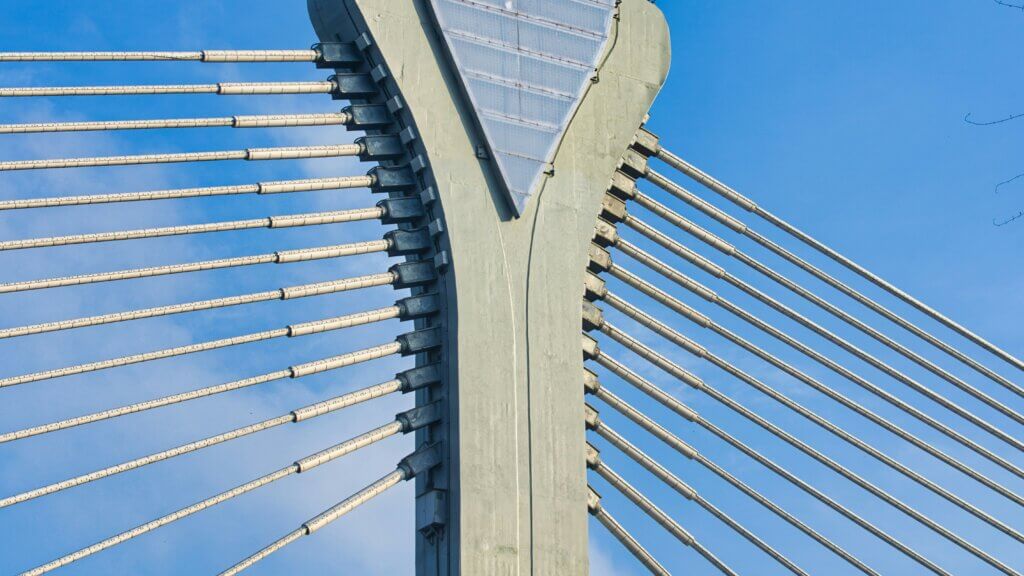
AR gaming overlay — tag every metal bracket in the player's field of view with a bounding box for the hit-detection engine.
[391,261,437,289]
[314,42,363,69]
[344,104,394,129]
[358,135,406,161]
[397,293,441,320]
[600,193,627,224]
[370,166,417,193]
[618,148,649,179]
[608,171,638,201]
[416,490,448,540]
[399,443,443,479]
[583,273,607,302]
[398,364,443,393]
[631,127,661,157]
[386,228,432,256]
[398,401,443,433]
[398,327,443,356]
[379,197,426,224]
[329,73,378,99]
[592,218,618,248]
[588,243,612,274]
[582,301,604,332]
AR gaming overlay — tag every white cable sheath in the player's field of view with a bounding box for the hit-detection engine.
[0,306,401,390]
[0,176,375,210]
[0,272,396,339]
[218,469,407,576]
[656,146,1024,372]
[0,207,382,251]
[0,50,318,62]
[0,144,362,171]
[1,385,405,510]
[0,112,350,134]
[0,346,404,442]
[0,81,335,97]
[19,418,405,575]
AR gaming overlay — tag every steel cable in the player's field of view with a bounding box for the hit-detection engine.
[586,375,878,576]
[0,143,363,171]
[0,112,351,134]
[0,305,401,391]
[603,295,1024,541]
[630,191,1024,418]
[606,265,1024,506]
[0,271,396,339]
[588,452,738,576]
[0,380,404,510]
[0,206,382,251]
[0,81,335,98]
[592,417,808,575]
[0,343,402,443]
[654,145,1024,372]
[0,240,390,293]
[643,168,1021,396]
[0,175,375,211]
[614,227,1024,455]
[607,243,1024,479]
[599,322,1019,575]
[218,469,408,576]
[0,50,319,62]
[592,352,947,576]
[19,419,404,575]
[588,490,670,576]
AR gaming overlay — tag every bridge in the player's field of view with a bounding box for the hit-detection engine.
[0,1,1021,574]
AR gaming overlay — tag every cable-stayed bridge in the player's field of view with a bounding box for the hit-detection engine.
[0,1,1021,574]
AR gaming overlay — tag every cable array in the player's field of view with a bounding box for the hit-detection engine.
[653,145,1024,372]
[1,39,447,575]
[217,444,440,576]
[580,130,1023,575]
[0,175,376,210]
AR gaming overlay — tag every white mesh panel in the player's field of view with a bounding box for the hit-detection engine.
[429,0,616,214]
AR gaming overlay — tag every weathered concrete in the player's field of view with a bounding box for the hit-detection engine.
[307,1,670,573]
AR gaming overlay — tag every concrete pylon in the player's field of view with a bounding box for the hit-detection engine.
[307,1,670,573]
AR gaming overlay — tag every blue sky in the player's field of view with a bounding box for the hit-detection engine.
[1,1,1022,575]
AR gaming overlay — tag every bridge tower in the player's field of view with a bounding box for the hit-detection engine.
[307,2,669,572]
[1,2,1022,575]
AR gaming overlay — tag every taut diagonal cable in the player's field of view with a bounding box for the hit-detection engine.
[217,444,441,576]
[612,231,1024,457]
[0,239,390,293]
[0,380,405,509]
[629,191,1024,418]
[601,295,1024,543]
[590,351,946,576]
[603,243,1024,479]
[597,321,1019,575]
[643,168,1021,396]
[0,50,320,62]
[588,488,670,576]
[1,343,404,443]
[602,266,1023,506]
[0,175,375,211]
[588,411,809,575]
[0,206,382,251]
[0,305,401,391]
[0,81,336,98]
[18,417,408,575]
[585,374,878,575]
[0,143,363,171]
[654,144,1024,372]
[0,112,351,134]
[0,272,396,339]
